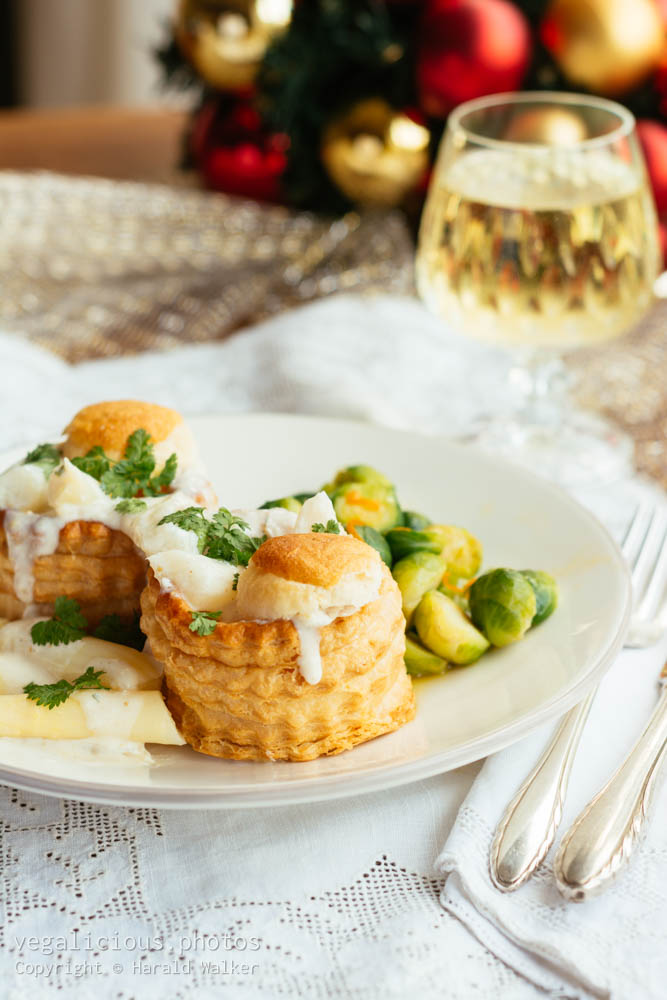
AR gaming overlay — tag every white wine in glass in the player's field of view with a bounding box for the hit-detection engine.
[416,93,660,485]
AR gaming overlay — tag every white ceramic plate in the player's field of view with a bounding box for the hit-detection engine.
[0,414,630,808]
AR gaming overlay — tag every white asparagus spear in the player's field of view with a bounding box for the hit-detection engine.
[0,691,184,744]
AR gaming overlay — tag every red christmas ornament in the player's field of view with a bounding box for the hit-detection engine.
[637,119,667,215]
[417,0,532,117]
[191,98,289,203]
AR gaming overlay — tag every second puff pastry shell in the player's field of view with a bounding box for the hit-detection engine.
[141,532,416,761]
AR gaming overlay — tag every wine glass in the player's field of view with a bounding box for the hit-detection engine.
[416,92,660,486]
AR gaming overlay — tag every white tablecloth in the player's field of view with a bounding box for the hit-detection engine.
[3,294,666,1000]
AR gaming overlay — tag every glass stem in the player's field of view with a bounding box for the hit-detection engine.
[507,349,573,430]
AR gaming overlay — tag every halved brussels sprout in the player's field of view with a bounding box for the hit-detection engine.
[331,481,401,533]
[414,590,489,665]
[521,570,558,626]
[385,528,441,562]
[354,525,392,567]
[323,465,393,493]
[392,551,446,623]
[260,496,303,513]
[401,510,432,531]
[437,580,470,614]
[424,524,483,578]
[404,635,448,677]
[469,569,537,647]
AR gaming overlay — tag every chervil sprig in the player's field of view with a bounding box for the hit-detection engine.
[189,610,222,636]
[23,667,109,710]
[30,597,88,646]
[22,443,61,479]
[312,520,341,534]
[115,498,147,514]
[72,428,177,499]
[158,507,265,566]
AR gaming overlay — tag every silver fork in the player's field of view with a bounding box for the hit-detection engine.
[489,500,667,892]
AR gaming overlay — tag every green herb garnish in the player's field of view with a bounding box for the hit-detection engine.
[312,520,341,534]
[93,612,145,651]
[188,610,222,636]
[115,498,147,514]
[72,428,177,499]
[23,667,109,710]
[30,597,88,646]
[22,443,61,479]
[158,507,265,566]
[232,572,239,592]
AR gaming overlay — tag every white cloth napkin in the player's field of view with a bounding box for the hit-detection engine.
[438,635,667,1000]
[2,292,667,1000]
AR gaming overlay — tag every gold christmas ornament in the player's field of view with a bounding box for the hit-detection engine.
[176,0,293,90]
[503,107,589,145]
[321,99,430,208]
[543,0,664,96]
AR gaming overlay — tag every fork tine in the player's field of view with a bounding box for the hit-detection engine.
[622,501,655,568]
[630,508,667,606]
[636,522,667,620]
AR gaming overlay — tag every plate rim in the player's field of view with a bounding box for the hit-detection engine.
[0,412,632,808]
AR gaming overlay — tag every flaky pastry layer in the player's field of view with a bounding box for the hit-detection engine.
[0,514,146,626]
[140,566,415,762]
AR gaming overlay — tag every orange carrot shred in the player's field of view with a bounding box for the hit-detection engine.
[345,489,380,511]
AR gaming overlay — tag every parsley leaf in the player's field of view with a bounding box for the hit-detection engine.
[93,612,145,651]
[24,667,109,710]
[232,572,239,592]
[312,520,341,534]
[71,445,111,481]
[72,428,177,499]
[149,453,178,493]
[158,507,265,566]
[30,597,88,646]
[115,498,147,514]
[189,610,222,636]
[158,507,210,551]
[23,443,61,479]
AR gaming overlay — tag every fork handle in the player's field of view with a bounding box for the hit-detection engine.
[490,690,596,891]
[554,686,667,901]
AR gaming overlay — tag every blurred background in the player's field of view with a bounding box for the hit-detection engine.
[1,0,177,108]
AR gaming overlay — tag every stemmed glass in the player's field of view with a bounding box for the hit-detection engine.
[416,92,660,485]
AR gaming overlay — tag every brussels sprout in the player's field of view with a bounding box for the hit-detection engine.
[260,496,303,513]
[469,569,537,647]
[331,481,401,533]
[354,525,393,567]
[414,590,489,665]
[438,580,470,614]
[392,551,446,623]
[324,465,393,493]
[385,528,441,562]
[521,570,558,626]
[404,635,448,677]
[401,510,432,531]
[424,524,483,578]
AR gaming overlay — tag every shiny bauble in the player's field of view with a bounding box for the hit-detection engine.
[321,99,430,208]
[637,119,667,215]
[192,98,289,202]
[417,0,532,118]
[541,0,664,96]
[176,0,294,91]
[502,106,589,145]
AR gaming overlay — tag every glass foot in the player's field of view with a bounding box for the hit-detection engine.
[471,409,634,488]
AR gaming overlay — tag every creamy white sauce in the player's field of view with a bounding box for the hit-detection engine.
[292,611,331,685]
[147,550,240,615]
[0,650,56,692]
[77,690,143,739]
[0,737,154,767]
[4,511,64,603]
[0,620,162,691]
[0,463,50,513]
